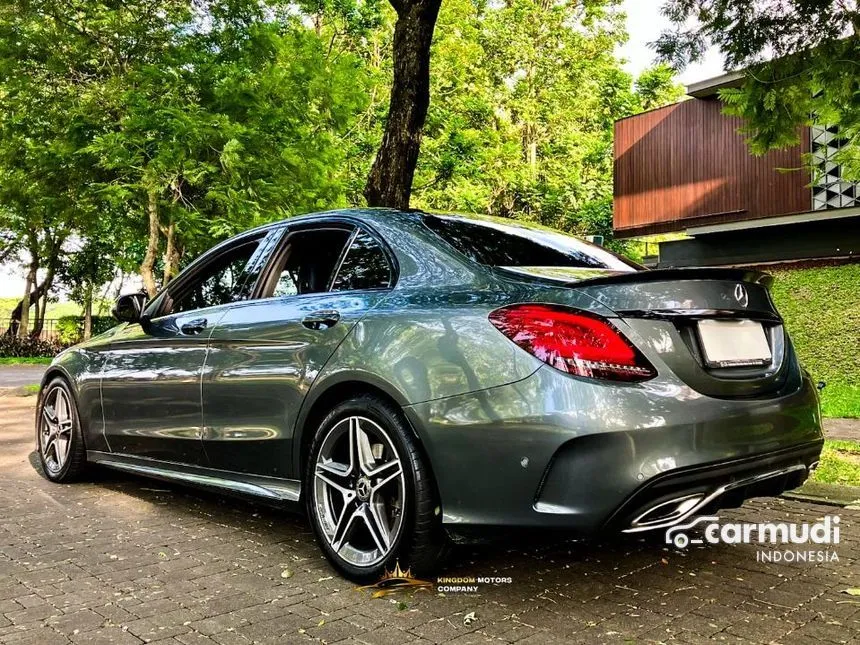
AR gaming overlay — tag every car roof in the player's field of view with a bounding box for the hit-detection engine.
[247,207,420,235]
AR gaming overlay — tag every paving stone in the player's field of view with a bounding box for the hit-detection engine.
[123,608,200,642]
[70,626,143,645]
[0,396,857,644]
[0,625,71,644]
[6,602,61,624]
[47,608,106,634]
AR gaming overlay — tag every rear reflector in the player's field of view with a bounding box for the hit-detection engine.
[488,304,656,382]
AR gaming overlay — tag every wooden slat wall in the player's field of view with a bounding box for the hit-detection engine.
[613,98,810,238]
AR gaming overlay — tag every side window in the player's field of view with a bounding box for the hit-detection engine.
[170,239,261,314]
[331,230,392,291]
[267,228,353,298]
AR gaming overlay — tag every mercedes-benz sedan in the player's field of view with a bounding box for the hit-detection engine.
[36,208,823,581]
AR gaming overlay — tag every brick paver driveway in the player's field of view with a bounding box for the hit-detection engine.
[0,395,857,644]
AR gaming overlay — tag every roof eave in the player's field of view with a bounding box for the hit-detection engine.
[686,70,745,98]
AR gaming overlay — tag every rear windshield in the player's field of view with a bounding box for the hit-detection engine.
[423,214,640,271]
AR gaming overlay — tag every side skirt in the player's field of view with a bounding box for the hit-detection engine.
[87,451,302,503]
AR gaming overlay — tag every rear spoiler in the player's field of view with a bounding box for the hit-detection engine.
[569,267,773,289]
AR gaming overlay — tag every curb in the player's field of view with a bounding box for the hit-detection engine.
[782,481,860,508]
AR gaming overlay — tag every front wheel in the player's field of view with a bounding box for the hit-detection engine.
[37,377,87,482]
[304,394,448,582]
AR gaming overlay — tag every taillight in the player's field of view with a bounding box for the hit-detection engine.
[488,304,656,382]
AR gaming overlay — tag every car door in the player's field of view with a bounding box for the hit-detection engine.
[201,221,395,478]
[99,230,277,464]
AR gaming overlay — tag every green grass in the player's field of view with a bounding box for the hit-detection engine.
[0,356,53,365]
[17,384,40,396]
[820,383,860,419]
[770,263,860,419]
[0,297,85,320]
[811,439,860,486]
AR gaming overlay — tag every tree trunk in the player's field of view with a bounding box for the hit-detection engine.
[162,220,177,285]
[83,286,93,340]
[363,0,442,209]
[34,293,47,338]
[5,251,61,337]
[6,281,42,336]
[31,294,41,339]
[30,236,62,339]
[140,189,160,298]
[18,267,35,339]
[32,289,52,338]
[18,233,40,339]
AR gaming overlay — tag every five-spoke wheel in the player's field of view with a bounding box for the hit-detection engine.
[305,394,448,581]
[313,416,406,567]
[37,377,86,482]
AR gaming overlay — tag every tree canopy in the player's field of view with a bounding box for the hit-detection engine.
[654,0,860,180]
[0,0,682,335]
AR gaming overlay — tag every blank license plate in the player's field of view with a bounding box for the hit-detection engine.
[697,319,772,368]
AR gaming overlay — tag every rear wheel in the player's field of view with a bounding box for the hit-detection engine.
[304,394,448,582]
[37,377,87,482]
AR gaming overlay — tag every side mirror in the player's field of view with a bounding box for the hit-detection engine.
[112,293,147,323]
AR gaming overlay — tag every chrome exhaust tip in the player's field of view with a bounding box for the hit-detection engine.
[622,464,810,534]
[626,494,704,531]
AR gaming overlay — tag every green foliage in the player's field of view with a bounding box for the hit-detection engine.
[560,196,640,258]
[654,1,860,180]
[0,356,53,365]
[86,21,366,228]
[55,317,80,346]
[406,0,677,250]
[769,263,860,418]
[56,316,115,345]
[634,64,686,111]
[0,0,370,298]
[0,334,63,358]
[0,0,680,298]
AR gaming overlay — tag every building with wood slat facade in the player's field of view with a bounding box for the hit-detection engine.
[613,72,860,267]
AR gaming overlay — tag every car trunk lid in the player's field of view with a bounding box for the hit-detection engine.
[497,266,797,399]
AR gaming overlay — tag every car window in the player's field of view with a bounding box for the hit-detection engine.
[331,230,392,291]
[267,228,353,298]
[170,239,261,314]
[423,214,640,271]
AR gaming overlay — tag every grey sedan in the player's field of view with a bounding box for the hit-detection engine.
[36,208,823,581]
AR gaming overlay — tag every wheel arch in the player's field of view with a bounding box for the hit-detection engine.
[294,372,440,503]
[37,364,88,451]
[40,364,73,389]
[39,353,102,451]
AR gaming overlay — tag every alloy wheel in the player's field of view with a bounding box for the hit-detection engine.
[40,386,74,475]
[312,415,406,567]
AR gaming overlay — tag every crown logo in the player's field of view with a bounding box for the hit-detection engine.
[386,561,412,580]
[356,560,433,598]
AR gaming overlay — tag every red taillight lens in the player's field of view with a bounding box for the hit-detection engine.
[488,304,656,382]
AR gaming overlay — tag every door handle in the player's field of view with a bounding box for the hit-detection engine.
[301,310,341,330]
[180,318,208,335]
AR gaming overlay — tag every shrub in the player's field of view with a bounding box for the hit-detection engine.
[56,315,116,344]
[56,316,82,345]
[0,334,65,358]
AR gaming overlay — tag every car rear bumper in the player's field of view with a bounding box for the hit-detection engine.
[404,364,824,536]
[604,441,820,533]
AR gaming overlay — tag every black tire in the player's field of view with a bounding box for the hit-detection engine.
[304,394,449,583]
[36,377,87,482]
